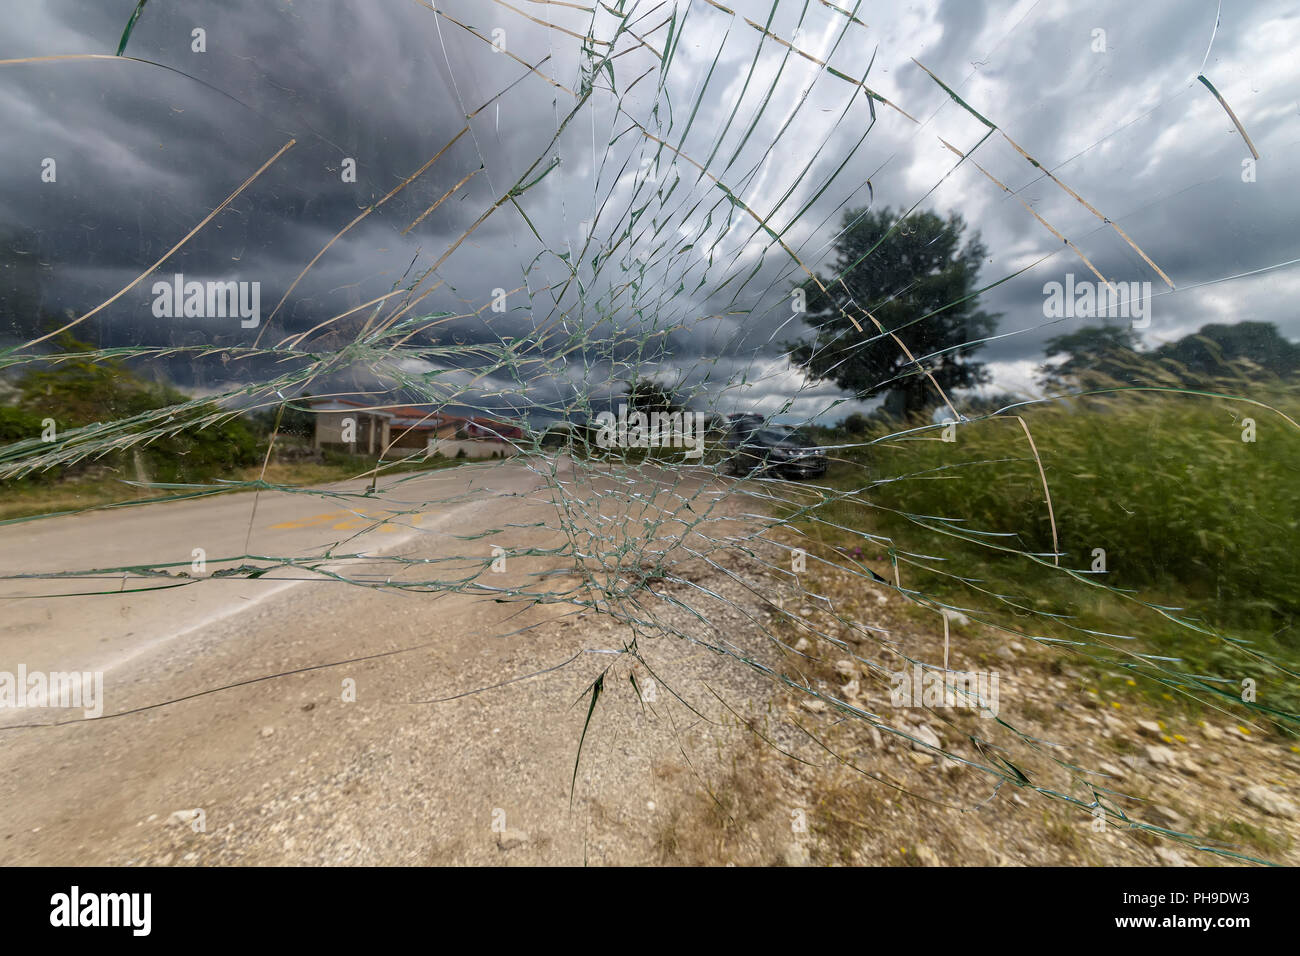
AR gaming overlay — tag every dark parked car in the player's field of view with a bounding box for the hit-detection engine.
[724,424,827,479]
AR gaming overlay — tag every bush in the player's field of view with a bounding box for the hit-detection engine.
[2,334,262,485]
[0,405,50,443]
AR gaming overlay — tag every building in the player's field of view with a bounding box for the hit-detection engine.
[385,406,461,451]
[309,399,392,455]
[310,399,523,458]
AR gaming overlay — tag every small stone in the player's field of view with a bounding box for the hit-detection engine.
[793,637,811,653]
[995,646,1016,662]
[833,660,857,680]
[260,726,275,738]
[1098,762,1125,781]
[941,609,970,627]
[784,843,810,867]
[1145,744,1176,767]
[1144,805,1187,831]
[910,723,942,752]
[800,697,827,714]
[1155,847,1190,866]
[1243,786,1297,819]
[1136,720,1162,738]
[497,829,530,851]
[908,752,934,767]
[841,679,860,699]
[914,845,940,866]
[166,809,200,827]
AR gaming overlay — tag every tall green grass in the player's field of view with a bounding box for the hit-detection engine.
[799,386,1300,724]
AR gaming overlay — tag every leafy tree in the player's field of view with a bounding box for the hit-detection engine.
[959,392,1023,416]
[789,207,999,420]
[621,376,685,414]
[6,332,260,482]
[248,394,317,440]
[1150,322,1300,380]
[1041,321,1300,390]
[0,405,47,444]
[1039,324,1143,390]
[17,333,174,425]
[837,411,871,435]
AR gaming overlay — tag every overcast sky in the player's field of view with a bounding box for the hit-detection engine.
[2,0,1297,425]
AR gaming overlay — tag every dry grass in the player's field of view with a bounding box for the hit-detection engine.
[649,729,791,866]
[0,454,466,522]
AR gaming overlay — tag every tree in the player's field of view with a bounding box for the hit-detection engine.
[6,332,260,482]
[621,376,684,414]
[17,332,174,423]
[1039,321,1300,390]
[789,207,999,420]
[837,412,871,435]
[1039,324,1143,390]
[1150,322,1300,380]
[248,394,316,440]
[959,392,1023,416]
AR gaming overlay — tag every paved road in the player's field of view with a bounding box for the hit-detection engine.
[0,458,557,681]
[0,456,780,864]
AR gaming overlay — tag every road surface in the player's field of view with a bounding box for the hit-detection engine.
[0,456,783,864]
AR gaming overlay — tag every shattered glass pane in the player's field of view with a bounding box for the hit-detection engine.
[0,0,1296,867]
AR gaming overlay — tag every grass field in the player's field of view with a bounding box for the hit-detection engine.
[780,386,1300,727]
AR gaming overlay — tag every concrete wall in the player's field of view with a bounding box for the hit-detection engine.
[389,421,459,449]
[428,438,519,459]
[314,410,390,454]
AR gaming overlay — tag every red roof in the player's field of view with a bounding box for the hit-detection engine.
[310,400,521,437]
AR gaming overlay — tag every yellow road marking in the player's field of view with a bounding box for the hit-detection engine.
[271,510,429,532]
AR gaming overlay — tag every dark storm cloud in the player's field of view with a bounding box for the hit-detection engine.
[0,0,565,353]
[1,0,1296,418]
